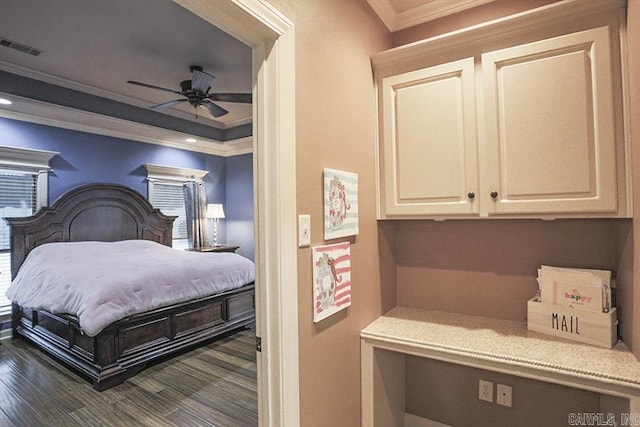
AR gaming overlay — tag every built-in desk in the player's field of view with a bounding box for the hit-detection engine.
[361,306,640,426]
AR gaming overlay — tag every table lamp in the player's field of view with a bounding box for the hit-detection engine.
[206,203,225,246]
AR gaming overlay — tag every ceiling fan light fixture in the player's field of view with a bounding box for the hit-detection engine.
[126,65,251,119]
[191,68,215,93]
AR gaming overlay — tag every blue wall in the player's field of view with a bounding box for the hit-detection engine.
[0,117,254,259]
[226,154,254,260]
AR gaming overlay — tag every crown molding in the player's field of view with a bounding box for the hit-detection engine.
[367,0,497,32]
[144,163,209,182]
[372,0,626,73]
[0,92,252,157]
[0,144,58,170]
[366,0,397,31]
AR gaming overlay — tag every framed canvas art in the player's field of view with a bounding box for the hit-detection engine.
[312,242,352,323]
[324,168,358,240]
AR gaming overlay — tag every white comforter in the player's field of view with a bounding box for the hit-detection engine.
[6,240,255,337]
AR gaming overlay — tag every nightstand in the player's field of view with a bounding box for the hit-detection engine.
[192,245,239,253]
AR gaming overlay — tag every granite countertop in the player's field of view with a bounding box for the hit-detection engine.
[361,306,640,393]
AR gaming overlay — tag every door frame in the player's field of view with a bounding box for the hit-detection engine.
[172,1,299,425]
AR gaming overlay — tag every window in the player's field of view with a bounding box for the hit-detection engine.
[0,146,57,315]
[148,181,189,249]
[144,164,209,250]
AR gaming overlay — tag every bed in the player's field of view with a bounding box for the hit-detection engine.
[4,183,256,390]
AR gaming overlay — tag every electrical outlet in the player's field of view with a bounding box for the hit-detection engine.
[479,379,493,403]
[496,384,512,407]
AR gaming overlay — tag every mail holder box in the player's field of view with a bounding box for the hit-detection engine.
[527,299,618,348]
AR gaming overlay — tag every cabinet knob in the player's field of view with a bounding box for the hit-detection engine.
[467,192,475,200]
[490,191,498,199]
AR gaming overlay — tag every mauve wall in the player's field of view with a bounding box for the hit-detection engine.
[263,1,392,426]
[0,117,254,254]
[395,219,631,322]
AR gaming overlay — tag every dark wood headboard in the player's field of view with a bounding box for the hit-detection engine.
[5,183,176,278]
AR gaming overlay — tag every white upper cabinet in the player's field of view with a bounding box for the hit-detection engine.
[381,58,478,216]
[373,0,630,219]
[482,27,617,215]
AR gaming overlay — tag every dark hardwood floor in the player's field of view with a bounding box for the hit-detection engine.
[0,329,258,426]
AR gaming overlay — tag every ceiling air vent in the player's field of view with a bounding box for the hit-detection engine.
[0,37,43,56]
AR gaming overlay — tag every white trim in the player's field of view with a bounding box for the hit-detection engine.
[144,163,209,182]
[0,144,58,170]
[619,6,634,217]
[172,1,299,426]
[0,93,253,157]
[255,28,299,427]
[36,169,49,209]
[400,0,496,29]
[366,0,496,32]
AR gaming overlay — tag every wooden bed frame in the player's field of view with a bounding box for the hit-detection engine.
[5,183,255,390]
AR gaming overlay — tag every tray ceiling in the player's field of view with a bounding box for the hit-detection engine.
[0,0,252,146]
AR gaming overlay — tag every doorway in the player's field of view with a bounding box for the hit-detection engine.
[172,1,299,425]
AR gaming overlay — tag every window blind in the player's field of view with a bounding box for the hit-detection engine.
[0,171,38,314]
[148,182,188,246]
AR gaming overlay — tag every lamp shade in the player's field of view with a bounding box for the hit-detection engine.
[206,203,225,219]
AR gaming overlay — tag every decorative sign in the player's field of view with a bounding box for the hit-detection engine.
[312,242,352,323]
[323,168,358,240]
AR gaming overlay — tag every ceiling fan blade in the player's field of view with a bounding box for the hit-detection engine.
[127,80,182,95]
[200,100,228,117]
[210,93,252,104]
[191,69,215,93]
[151,99,188,110]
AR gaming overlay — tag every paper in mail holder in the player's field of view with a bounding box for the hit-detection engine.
[538,266,611,313]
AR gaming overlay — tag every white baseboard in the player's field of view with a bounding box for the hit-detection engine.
[405,413,453,427]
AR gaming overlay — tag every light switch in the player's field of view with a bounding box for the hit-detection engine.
[298,215,311,247]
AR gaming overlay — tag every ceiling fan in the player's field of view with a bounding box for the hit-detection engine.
[127,65,251,118]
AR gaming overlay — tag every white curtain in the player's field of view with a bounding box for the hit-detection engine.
[183,181,207,249]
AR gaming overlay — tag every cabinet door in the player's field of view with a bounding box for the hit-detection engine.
[380,57,478,217]
[482,26,617,215]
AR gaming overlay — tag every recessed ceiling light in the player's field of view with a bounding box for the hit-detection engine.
[0,98,12,105]
[185,138,197,143]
